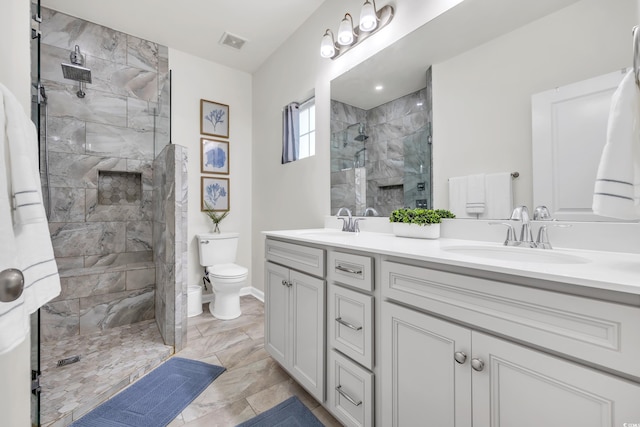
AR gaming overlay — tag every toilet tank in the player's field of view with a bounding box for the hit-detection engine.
[197,232,239,266]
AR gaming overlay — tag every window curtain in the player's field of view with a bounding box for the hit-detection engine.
[282,102,300,164]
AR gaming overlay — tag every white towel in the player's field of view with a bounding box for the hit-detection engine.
[0,83,61,355]
[466,174,486,214]
[482,172,513,219]
[448,176,473,219]
[592,70,640,219]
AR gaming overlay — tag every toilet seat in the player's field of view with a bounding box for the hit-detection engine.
[207,263,248,279]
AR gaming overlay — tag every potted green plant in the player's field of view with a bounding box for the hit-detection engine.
[203,202,229,233]
[389,208,455,239]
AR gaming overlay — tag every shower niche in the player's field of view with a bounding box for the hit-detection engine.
[98,171,142,205]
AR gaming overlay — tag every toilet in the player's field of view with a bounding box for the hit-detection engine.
[196,232,248,320]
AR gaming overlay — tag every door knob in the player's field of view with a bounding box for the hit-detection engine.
[471,358,485,372]
[0,268,25,303]
[454,351,467,364]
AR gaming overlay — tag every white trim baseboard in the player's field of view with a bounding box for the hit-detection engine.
[240,286,264,302]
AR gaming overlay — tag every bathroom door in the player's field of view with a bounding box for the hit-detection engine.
[531,68,626,221]
[30,0,43,424]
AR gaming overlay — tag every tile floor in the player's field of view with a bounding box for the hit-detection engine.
[40,295,341,427]
[169,296,342,426]
[40,319,173,426]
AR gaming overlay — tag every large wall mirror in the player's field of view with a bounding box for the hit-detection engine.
[330,0,635,220]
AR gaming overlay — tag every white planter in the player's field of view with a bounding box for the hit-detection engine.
[392,223,440,239]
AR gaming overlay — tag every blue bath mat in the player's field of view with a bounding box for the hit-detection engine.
[237,396,323,427]
[71,357,225,427]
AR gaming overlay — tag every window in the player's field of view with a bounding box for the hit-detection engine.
[298,99,315,159]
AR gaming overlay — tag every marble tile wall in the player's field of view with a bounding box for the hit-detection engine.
[153,144,189,351]
[38,8,171,341]
[330,75,432,217]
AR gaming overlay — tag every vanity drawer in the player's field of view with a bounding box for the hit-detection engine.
[381,260,640,379]
[265,239,324,277]
[328,284,374,369]
[328,251,373,292]
[327,349,374,427]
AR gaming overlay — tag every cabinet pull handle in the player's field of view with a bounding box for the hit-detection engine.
[335,317,363,331]
[471,358,485,372]
[336,385,362,406]
[335,265,363,275]
[281,279,287,287]
[454,351,467,364]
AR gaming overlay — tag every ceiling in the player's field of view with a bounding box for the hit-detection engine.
[41,0,327,73]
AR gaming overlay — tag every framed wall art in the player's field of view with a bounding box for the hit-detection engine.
[200,99,230,138]
[201,138,229,174]
[201,176,230,211]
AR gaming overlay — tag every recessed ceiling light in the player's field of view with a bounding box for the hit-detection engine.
[417,102,424,106]
[375,85,383,91]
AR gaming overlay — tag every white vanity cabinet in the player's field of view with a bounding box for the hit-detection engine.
[381,260,640,426]
[326,250,375,427]
[264,239,326,401]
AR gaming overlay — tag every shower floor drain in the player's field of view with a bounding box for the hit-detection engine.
[57,355,80,367]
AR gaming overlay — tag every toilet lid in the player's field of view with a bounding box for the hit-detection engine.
[208,263,248,279]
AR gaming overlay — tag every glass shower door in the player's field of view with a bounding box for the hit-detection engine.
[30,0,42,425]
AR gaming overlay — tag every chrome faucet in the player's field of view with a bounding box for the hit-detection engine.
[363,207,379,217]
[336,207,362,232]
[533,205,552,221]
[510,205,536,247]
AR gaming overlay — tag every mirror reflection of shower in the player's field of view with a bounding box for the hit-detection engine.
[61,45,92,98]
[337,122,369,169]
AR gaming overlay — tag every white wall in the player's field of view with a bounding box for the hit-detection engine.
[0,0,33,425]
[168,49,253,289]
[251,0,464,292]
[432,0,634,209]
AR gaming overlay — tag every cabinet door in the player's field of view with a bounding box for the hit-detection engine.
[472,332,640,427]
[265,262,290,368]
[290,269,325,401]
[381,303,472,427]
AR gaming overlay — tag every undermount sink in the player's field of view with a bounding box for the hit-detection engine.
[441,245,590,265]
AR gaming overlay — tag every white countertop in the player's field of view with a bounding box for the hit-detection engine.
[264,228,640,296]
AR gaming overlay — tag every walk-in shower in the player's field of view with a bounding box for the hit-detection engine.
[61,45,92,98]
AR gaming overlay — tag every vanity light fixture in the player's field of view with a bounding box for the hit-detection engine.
[320,1,394,60]
[359,0,378,32]
[337,13,355,45]
[320,29,338,58]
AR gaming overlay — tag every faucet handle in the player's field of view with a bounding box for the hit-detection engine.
[535,225,552,249]
[489,222,518,246]
[353,218,364,233]
[337,217,349,231]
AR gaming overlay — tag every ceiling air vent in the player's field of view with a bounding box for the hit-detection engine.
[219,32,247,50]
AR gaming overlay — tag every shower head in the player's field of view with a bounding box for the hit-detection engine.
[61,63,92,83]
[61,45,92,98]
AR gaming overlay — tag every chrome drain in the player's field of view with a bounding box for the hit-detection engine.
[57,355,80,367]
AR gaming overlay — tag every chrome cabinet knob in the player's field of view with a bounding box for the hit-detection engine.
[471,358,485,372]
[454,351,467,364]
[0,268,25,303]
[281,279,287,287]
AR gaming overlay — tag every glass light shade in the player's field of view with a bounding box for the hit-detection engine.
[359,1,377,32]
[320,31,336,58]
[337,14,354,45]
